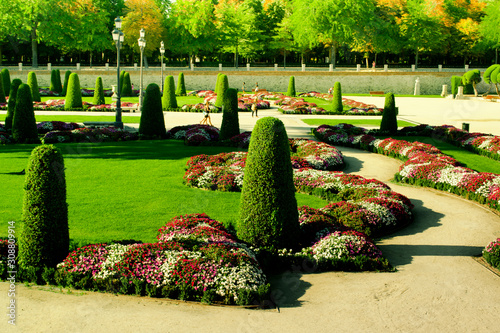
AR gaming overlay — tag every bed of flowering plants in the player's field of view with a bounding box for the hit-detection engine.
[167,124,220,145]
[37,121,81,134]
[482,238,500,271]
[183,91,270,113]
[314,123,500,212]
[41,127,138,144]
[0,123,10,144]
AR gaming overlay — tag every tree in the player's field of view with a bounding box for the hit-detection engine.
[64,73,83,109]
[93,77,105,105]
[462,69,481,96]
[219,88,240,140]
[5,79,22,131]
[19,144,69,269]
[27,72,41,102]
[478,0,500,63]
[238,117,300,252]
[162,75,178,109]
[139,83,166,138]
[380,92,397,134]
[12,84,38,143]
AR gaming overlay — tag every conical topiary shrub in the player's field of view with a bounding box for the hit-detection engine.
[332,81,343,113]
[1,68,11,97]
[19,144,69,270]
[121,71,133,97]
[139,83,166,138]
[12,84,39,143]
[175,72,187,96]
[380,92,397,134]
[5,78,22,131]
[62,70,72,96]
[238,117,300,252]
[49,69,58,93]
[93,76,105,105]
[219,88,240,140]
[0,74,5,103]
[64,73,83,109]
[162,75,178,109]
[27,71,41,102]
[215,73,221,93]
[55,69,63,94]
[119,70,126,94]
[286,76,296,97]
[215,74,229,108]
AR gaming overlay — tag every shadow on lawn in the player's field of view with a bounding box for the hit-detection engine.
[268,271,312,308]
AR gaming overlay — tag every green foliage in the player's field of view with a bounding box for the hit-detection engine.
[175,72,187,96]
[215,74,228,108]
[19,144,69,270]
[55,69,62,93]
[27,71,41,102]
[484,65,500,84]
[380,93,397,134]
[286,76,296,97]
[121,72,133,97]
[215,73,221,93]
[238,117,300,252]
[462,69,481,96]
[219,88,240,140]
[332,81,343,112]
[162,75,178,109]
[64,73,83,109]
[12,84,39,143]
[93,77,105,105]
[451,76,463,96]
[491,65,500,85]
[5,78,22,130]
[1,68,11,97]
[0,74,5,104]
[49,69,59,93]
[139,83,167,138]
[62,70,72,96]
[119,70,126,94]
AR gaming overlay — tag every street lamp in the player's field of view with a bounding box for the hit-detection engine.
[112,17,124,129]
[138,28,146,113]
[160,41,165,92]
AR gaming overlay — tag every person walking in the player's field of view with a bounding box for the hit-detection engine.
[200,101,213,126]
[251,102,258,117]
[242,82,246,93]
[254,82,259,93]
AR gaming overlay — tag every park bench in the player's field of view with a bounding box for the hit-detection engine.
[369,91,385,96]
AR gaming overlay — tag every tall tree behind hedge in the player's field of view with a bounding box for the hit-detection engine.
[219,88,240,140]
[0,75,5,103]
[380,93,397,134]
[175,72,187,96]
[12,84,39,143]
[64,73,83,109]
[27,72,41,102]
[5,79,22,131]
[121,72,133,97]
[1,68,11,97]
[162,75,178,109]
[19,145,69,269]
[332,81,343,113]
[286,76,296,97]
[139,83,166,138]
[215,74,229,108]
[93,76,105,105]
[62,70,72,96]
[238,117,300,252]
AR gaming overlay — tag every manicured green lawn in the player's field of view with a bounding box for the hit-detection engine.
[0,114,141,123]
[0,141,327,247]
[39,95,203,105]
[302,97,352,112]
[302,119,416,128]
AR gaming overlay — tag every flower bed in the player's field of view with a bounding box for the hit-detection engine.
[482,238,500,271]
[0,123,9,144]
[277,94,382,115]
[41,127,138,144]
[37,121,81,134]
[166,124,220,145]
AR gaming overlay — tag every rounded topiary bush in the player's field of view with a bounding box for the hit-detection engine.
[215,74,229,108]
[332,81,342,113]
[219,88,240,140]
[19,144,69,270]
[93,76,105,105]
[121,72,133,97]
[62,70,72,96]
[64,73,83,109]
[286,76,296,97]
[484,65,500,84]
[238,117,300,252]
[380,92,397,134]
[462,69,481,96]
[175,72,187,96]
[0,74,5,103]
[27,71,41,102]
[162,75,178,109]
[451,75,464,97]
[139,83,167,138]
[12,84,39,143]
[5,78,22,131]
[2,68,11,97]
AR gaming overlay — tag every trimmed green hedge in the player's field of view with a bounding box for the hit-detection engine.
[27,71,41,102]
[62,70,71,96]
[215,74,228,108]
[65,73,83,109]
[140,83,167,138]
[5,78,22,130]
[1,68,11,97]
[175,72,186,96]
[219,88,240,140]
[162,75,178,109]
[93,76,105,105]
[12,83,39,143]
[332,81,342,113]
[380,93,397,134]
[286,76,296,97]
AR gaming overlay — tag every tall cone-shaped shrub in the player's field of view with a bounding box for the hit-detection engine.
[12,84,38,143]
[219,88,240,140]
[49,69,58,93]
[139,83,166,138]
[19,145,69,269]
[332,81,343,113]
[64,73,83,109]
[380,93,397,134]
[93,76,105,105]
[119,70,126,94]
[62,70,71,96]
[215,73,221,93]
[162,75,178,109]
[175,72,187,96]
[2,68,11,97]
[121,72,133,97]
[215,74,229,107]
[5,78,22,130]
[55,69,63,93]
[27,71,41,102]
[0,74,5,103]
[238,117,299,252]
[286,76,296,97]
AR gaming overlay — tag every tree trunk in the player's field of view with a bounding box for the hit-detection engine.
[234,44,239,69]
[414,48,419,70]
[144,55,149,69]
[284,49,286,70]
[90,53,93,68]
[31,22,38,68]
[330,44,337,69]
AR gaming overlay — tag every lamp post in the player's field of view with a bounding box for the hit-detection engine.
[112,17,124,129]
[160,41,165,93]
[138,28,146,113]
